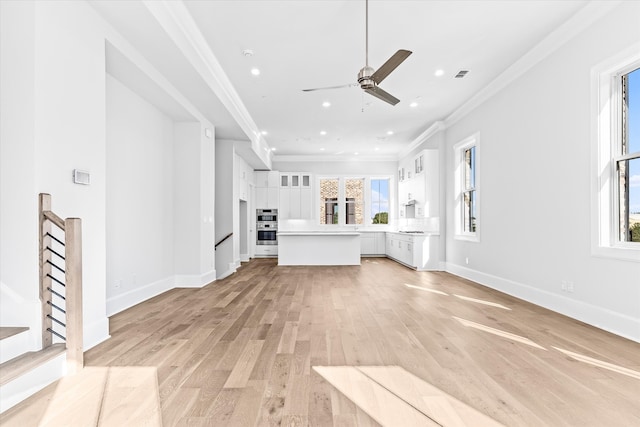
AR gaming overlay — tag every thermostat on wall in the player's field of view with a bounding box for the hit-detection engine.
[73,169,90,185]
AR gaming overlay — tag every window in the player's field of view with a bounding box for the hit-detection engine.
[320,178,339,224]
[371,178,389,224]
[463,146,477,233]
[345,178,364,224]
[319,176,392,226]
[592,48,640,261]
[454,134,479,241]
[617,68,640,242]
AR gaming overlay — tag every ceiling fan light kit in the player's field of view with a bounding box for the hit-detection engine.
[303,0,411,106]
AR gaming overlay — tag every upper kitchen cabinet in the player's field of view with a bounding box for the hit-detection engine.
[236,155,253,201]
[280,173,312,219]
[419,150,439,218]
[399,150,439,218]
[255,170,279,209]
[255,170,280,188]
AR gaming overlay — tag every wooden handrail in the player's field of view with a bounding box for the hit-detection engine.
[215,232,233,250]
[43,210,65,230]
[38,193,83,374]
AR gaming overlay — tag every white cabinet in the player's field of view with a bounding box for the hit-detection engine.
[418,150,439,218]
[385,232,440,270]
[280,172,312,219]
[255,170,280,209]
[255,187,279,209]
[255,171,279,188]
[236,156,252,201]
[398,150,439,219]
[360,232,386,255]
[386,233,414,265]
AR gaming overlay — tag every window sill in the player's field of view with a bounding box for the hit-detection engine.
[591,245,640,263]
[454,234,480,243]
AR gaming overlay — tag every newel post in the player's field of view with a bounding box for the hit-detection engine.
[39,193,53,349]
[64,217,83,374]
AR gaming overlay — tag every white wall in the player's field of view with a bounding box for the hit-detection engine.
[444,2,640,341]
[174,122,216,287]
[215,141,235,278]
[106,75,176,312]
[0,1,40,343]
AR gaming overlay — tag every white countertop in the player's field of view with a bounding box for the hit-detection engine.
[278,231,360,236]
[387,231,440,236]
[278,230,439,236]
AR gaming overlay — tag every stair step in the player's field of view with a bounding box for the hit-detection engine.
[0,327,29,341]
[0,343,66,387]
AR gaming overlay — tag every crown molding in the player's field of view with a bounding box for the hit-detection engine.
[399,121,445,159]
[272,154,398,163]
[443,0,622,129]
[142,0,269,153]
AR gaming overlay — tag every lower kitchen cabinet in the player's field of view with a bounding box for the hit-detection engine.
[385,232,440,270]
[360,232,386,256]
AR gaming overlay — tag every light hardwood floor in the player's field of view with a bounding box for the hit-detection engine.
[2,258,639,426]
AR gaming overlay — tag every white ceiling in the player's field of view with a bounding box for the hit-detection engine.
[91,0,589,160]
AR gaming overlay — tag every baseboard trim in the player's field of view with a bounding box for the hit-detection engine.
[175,269,216,288]
[216,267,236,280]
[106,276,174,317]
[83,317,110,351]
[445,262,640,343]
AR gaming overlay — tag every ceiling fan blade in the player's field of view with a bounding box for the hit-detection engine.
[302,83,357,92]
[364,86,400,106]
[370,49,412,84]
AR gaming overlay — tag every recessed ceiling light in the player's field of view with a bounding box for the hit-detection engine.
[434,69,445,77]
[261,130,268,135]
[374,147,380,151]
[251,68,261,76]
[354,152,359,155]
[270,147,276,151]
[409,102,418,108]
[320,131,327,136]
[387,130,394,135]
[242,49,254,57]
[320,148,325,151]
[322,101,331,108]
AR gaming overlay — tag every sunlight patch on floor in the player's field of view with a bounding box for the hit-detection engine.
[453,316,546,350]
[2,367,162,427]
[553,347,640,380]
[453,294,511,310]
[314,365,505,427]
[404,283,449,296]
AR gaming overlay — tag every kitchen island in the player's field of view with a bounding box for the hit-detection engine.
[277,231,361,266]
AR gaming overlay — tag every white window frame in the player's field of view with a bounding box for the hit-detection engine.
[590,45,640,262]
[369,176,391,225]
[317,175,393,227]
[453,133,480,242]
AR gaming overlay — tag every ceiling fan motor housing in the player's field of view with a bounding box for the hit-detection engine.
[358,66,376,89]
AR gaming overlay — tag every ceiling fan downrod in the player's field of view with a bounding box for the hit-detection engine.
[358,0,376,89]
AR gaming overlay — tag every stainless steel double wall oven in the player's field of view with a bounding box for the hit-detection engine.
[256,209,278,245]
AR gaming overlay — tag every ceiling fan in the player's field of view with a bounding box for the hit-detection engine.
[302,0,412,106]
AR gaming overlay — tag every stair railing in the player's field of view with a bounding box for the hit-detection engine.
[215,232,233,251]
[38,193,83,374]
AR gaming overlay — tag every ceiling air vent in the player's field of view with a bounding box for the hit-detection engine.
[455,70,469,78]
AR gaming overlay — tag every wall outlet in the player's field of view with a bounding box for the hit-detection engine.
[115,279,122,289]
[567,281,574,293]
[561,280,567,291]
[465,257,469,265]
